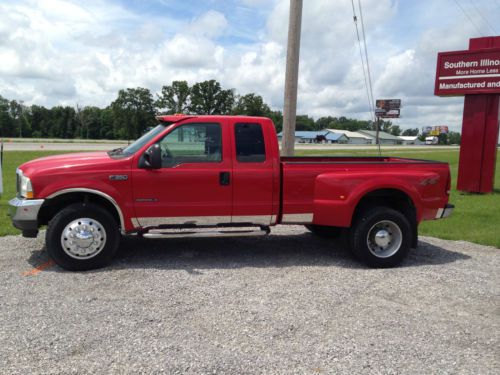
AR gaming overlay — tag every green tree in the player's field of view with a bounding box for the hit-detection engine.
[448,131,461,145]
[189,80,234,115]
[390,125,402,136]
[315,116,336,130]
[0,95,15,137]
[232,93,271,116]
[295,115,315,131]
[99,108,115,139]
[111,87,156,140]
[8,100,25,137]
[156,81,191,114]
[438,133,448,145]
[269,110,283,133]
[402,128,419,136]
[30,105,51,138]
[76,106,108,139]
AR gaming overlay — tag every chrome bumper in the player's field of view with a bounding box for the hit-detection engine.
[9,197,45,237]
[435,204,454,219]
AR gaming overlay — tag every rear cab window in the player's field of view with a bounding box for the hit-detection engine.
[234,123,266,163]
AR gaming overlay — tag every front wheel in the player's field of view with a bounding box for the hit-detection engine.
[349,206,412,268]
[46,203,120,271]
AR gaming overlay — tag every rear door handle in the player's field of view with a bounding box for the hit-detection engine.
[219,171,230,186]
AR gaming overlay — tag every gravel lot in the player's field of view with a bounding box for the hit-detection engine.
[1,226,498,374]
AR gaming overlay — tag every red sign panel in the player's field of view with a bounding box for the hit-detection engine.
[434,48,500,96]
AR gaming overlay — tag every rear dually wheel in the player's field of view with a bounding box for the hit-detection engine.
[349,206,411,268]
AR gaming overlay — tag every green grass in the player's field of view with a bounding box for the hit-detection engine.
[1,148,499,248]
[0,151,73,236]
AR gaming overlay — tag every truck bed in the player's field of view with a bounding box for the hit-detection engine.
[279,156,450,227]
[281,156,447,164]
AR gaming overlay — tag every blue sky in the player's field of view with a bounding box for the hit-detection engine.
[1,0,499,132]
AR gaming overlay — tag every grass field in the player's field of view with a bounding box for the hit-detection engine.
[1,148,499,248]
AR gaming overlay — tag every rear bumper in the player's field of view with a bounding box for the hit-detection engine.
[435,204,454,219]
[9,197,44,237]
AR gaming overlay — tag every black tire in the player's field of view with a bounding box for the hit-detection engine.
[349,206,411,268]
[305,224,341,238]
[46,203,120,271]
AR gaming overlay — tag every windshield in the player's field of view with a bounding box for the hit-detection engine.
[119,124,166,155]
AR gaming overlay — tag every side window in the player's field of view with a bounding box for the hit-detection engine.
[235,123,266,163]
[158,123,222,167]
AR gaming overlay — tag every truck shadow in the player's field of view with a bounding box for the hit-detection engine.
[27,232,471,273]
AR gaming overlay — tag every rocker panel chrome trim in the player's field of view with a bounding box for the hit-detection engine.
[137,216,232,227]
[281,213,313,224]
[232,215,273,225]
[136,215,273,227]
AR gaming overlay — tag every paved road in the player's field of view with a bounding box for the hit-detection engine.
[2,140,461,152]
[0,226,498,374]
[2,141,126,151]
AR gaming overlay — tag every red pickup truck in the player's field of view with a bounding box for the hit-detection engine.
[10,115,453,270]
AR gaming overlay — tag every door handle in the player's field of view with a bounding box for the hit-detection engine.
[219,171,230,186]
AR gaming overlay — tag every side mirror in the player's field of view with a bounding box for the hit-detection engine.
[143,144,162,169]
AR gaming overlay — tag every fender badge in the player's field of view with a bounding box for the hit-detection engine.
[420,177,439,186]
[109,175,128,181]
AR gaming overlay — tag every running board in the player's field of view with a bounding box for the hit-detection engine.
[142,227,270,239]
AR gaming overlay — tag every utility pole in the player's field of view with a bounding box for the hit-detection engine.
[282,0,303,156]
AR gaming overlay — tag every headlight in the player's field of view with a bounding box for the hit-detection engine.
[16,169,34,199]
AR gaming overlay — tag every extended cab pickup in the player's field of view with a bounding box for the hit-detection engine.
[10,115,453,270]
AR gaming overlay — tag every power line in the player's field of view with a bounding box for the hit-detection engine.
[350,0,374,123]
[357,0,375,121]
[357,0,381,156]
[452,0,484,36]
[467,0,498,35]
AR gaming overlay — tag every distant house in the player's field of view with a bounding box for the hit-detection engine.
[399,136,423,145]
[277,131,349,144]
[326,129,372,144]
[357,130,403,145]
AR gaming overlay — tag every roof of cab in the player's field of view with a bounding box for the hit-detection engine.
[155,114,270,123]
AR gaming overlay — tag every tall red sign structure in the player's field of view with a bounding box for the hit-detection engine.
[435,36,500,193]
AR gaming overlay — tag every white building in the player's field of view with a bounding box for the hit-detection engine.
[399,136,423,145]
[357,130,402,145]
[326,129,372,144]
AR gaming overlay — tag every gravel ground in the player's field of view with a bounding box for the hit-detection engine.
[0,226,498,374]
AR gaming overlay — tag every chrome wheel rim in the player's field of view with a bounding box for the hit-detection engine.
[61,218,107,259]
[366,220,402,258]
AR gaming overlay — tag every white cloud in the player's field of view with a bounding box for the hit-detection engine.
[0,0,498,134]
[188,10,228,38]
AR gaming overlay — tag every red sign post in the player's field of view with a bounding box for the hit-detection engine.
[435,37,500,193]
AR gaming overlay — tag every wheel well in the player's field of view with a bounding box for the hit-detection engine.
[38,192,121,228]
[353,189,418,247]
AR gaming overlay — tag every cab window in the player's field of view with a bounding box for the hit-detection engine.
[234,123,266,163]
[158,123,222,167]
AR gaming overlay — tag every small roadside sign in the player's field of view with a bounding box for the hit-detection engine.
[375,99,401,118]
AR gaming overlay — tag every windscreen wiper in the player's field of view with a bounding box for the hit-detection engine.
[108,147,124,156]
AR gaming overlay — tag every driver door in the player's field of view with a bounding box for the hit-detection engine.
[131,120,233,227]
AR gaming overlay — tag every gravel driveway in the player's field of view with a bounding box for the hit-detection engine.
[1,226,498,374]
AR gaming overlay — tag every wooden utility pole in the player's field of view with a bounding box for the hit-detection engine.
[282,0,303,156]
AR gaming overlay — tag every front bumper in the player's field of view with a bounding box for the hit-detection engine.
[435,204,454,219]
[9,197,45,237]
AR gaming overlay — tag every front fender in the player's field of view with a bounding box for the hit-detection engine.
[36,176,135,231]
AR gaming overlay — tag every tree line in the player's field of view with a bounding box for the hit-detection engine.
[0,79,459,143]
